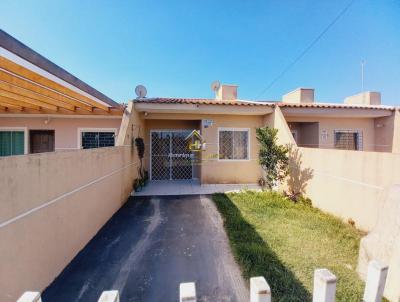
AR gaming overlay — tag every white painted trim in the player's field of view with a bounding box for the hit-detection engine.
[0,47,111,108]
[0,127,28,154]
[217,127,250,161]
[0,159,139,229]
[149,129,194,181]
[77,128,118,149]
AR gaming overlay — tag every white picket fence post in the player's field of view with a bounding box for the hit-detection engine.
[363,260,388,302]
[250,276,271,302]
[312,269,337,302]
[180,282,196,302]
[16,292,42,302]
[97,290,120,302]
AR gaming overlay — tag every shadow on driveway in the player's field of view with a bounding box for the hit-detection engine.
[42,195,248,301]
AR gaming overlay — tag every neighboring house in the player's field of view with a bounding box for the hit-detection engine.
[131,84,399,184]
[280,88,397,152]
[0,30,123,156]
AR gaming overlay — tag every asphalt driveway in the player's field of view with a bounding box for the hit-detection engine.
[42,195,248,301]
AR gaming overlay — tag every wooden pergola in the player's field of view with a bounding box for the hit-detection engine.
[0,57,123,115]
[0,30,123,116]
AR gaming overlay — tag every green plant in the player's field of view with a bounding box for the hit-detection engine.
[256,127,289,189]
[139,178,145,187]
[135,137,145,179]
[143,170,149,184]
[133,178,142,192]
[297,195,313,207]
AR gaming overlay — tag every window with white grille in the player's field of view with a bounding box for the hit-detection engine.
[334,130,363,150]
[218,129,249,160]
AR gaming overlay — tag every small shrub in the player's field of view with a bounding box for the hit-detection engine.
[133,178,142,192]
[256,127,289,189]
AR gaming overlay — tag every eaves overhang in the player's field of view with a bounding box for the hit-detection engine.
[134,102,274,115]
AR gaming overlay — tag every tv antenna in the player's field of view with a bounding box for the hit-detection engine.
[211,80,221,92]
[361,60,366,91]
[135,85,147,98]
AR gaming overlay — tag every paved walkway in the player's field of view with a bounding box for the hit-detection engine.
[133,180,260,196]
[42,195,248,301]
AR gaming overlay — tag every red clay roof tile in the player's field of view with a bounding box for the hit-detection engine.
[134,98,395,111]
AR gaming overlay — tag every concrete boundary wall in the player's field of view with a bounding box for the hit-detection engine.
[0,146,138,301]
[294,147,400,231]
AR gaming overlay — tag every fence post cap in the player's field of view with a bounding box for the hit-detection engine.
[17,292,41,302]
[369,260,388,271]
[250,276,271,294]
[180,282,196,301]
[314,268,337,284]
[97,290,119,302]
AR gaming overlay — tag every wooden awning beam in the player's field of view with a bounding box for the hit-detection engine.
[0,90,57,111]
[0,80,74,111]
[0,56,110,112]
[0,102,23,111]
[0,96,40,110]
[0,106,123,115]
[0,69,93,112]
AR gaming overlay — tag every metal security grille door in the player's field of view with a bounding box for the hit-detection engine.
[151,130,193,180]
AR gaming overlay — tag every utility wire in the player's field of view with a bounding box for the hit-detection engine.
[255,0,356,99]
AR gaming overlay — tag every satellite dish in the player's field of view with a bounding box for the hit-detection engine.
[211,80,221,92]
[135,85,147,98]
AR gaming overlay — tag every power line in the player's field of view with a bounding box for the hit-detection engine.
[255,0,356,99]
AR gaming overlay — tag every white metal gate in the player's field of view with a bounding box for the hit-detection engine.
[150,130,193,181]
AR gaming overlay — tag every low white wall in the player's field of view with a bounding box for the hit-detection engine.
[0,146,138,301]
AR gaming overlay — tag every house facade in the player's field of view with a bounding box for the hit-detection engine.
[125,84,399,185]
[0,30,123,156]
[1,29,399,186]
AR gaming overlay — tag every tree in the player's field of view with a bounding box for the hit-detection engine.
[256,127,289,189]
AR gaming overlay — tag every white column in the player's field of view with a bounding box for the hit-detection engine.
[16,292,42,302]
[180,282,196,302]
[363,260,388,302]
[312,269,337,302]
[250,276,271,302]
[97,290,120,302]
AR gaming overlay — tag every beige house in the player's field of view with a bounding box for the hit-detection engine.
[124,84,399,185]
[0,30,123,156]
[1,31,400,302]
[1,29,399,186]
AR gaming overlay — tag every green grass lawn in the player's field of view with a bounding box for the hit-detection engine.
[213,190,365,302]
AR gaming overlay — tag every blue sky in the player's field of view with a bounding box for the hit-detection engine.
[1,0,400,105]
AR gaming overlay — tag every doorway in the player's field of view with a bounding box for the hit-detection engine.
[29,130,55,154]
[150,130,194,180]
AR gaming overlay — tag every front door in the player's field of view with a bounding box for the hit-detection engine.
[151,130,193,180]
[29,130,55,154]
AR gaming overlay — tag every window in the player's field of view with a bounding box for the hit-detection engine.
[218,129,249,160]
[79,129,116,149]
[334,130,363,150]
[0,129,26,156]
